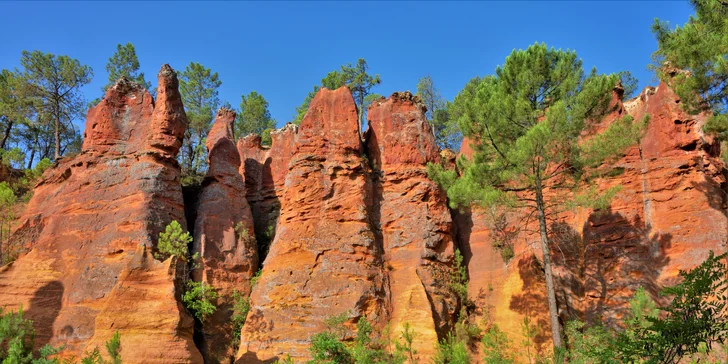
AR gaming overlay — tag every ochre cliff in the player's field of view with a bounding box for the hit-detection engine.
[1,74,726,364]
[458,79,728,359]
[194,107,258,362]
[0,66,202,362]
[366,92,459,358]
[236,87,388,362]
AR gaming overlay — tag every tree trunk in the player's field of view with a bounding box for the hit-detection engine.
[54,113,61,160]
[1,120,13,150]
[535,181,563,349]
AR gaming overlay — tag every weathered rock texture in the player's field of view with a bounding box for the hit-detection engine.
[367,92,458,358]
[237,124,298,263]
[0,66,202,363]
[458,79,728,359]
[237,87,387,362]
[194,108,258,362]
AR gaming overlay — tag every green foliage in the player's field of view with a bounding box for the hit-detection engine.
[274,355,295,364]
[395,322,416,364]
[618,71,639,99]
[293,59,380,127]
[105,43,150,91]
[231,290,251,343]
[308,332,354,364]
[0,306,35,363]
[433,43,644,349]
[154,220,193,262]
[255,224,275,265]
[235,91,276,140]
[19,50,92,160]
[178,62,222,178]
[563,321,618,364]
[416,76,461,149]
[104,331,121,364]
[450,249,468,306]
[652,0,728,139]
[433,333,470,364]
[481,324,514,364]
[521,316,540,363]
[618,251,728,363]
[0,307,120,364]
[182,281,218,322]
[251,269,262,289]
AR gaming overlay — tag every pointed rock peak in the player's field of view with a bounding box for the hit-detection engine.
[158,64,176,79]
[299,86,360,152]
[216,107,236,121]
[206,107,236,151]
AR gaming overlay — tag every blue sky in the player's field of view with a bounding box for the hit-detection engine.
[0,1,693,129]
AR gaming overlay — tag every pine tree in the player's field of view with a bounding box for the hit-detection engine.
[19,50,92,160]
[292,59,380,128]
[429,43,646,349]
[652,0,728,138]
[178,62,222,183]
[235,91,276,140]
[416,75,461,149]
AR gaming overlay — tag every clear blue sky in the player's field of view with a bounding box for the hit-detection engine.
[0,1,693,129]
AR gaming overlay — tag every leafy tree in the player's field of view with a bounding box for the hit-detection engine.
[617,251,728,363]
[235,91,276,140]
[19,50,92,160]
[182,281,218,322]
[563,320,618,364]
[308,331,354,364]
[0,69,35,152]
[618,71,639,99]
[428,43,646,349]
[293,59,380,128]
[178,62,222,183]
[342,59,381,129]
[154,220,193,262]
[652,0,728,139]
[416,76,460,149]
[89,43,151,107]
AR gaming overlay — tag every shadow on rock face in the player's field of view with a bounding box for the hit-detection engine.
[26,280,64,350]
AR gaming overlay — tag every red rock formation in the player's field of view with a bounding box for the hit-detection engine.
[366,92,458,358]
[237,87,387,362]
[237,124,297,263]
[194,108,258,362]
[458,80,728,359]
[0,66,202,362]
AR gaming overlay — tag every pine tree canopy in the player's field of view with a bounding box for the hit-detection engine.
[430,43,646,211]
[652,0,728,138]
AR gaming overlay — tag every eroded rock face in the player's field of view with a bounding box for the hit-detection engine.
[367,92,458,358]
[194,108,258,362]
[237,124,298,263]
[237,87,387,362]
[458,81,728,358]
[0,66,202,362]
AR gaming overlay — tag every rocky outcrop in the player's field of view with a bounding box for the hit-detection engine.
[194,108,258,362]
[0,66,202,362]
[237,124,297,263]
[237,87,387,362]
[458,80,728,358]
[367,92,458,358]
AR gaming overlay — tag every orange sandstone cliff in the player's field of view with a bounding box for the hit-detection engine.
[0,75,725,364]
[0,66,202,362]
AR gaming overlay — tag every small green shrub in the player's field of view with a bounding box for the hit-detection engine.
[433,332,470,364]
[481,324,513,364]
[154,220,193,262]
[231,290,251,343]
[182,281,218,322]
